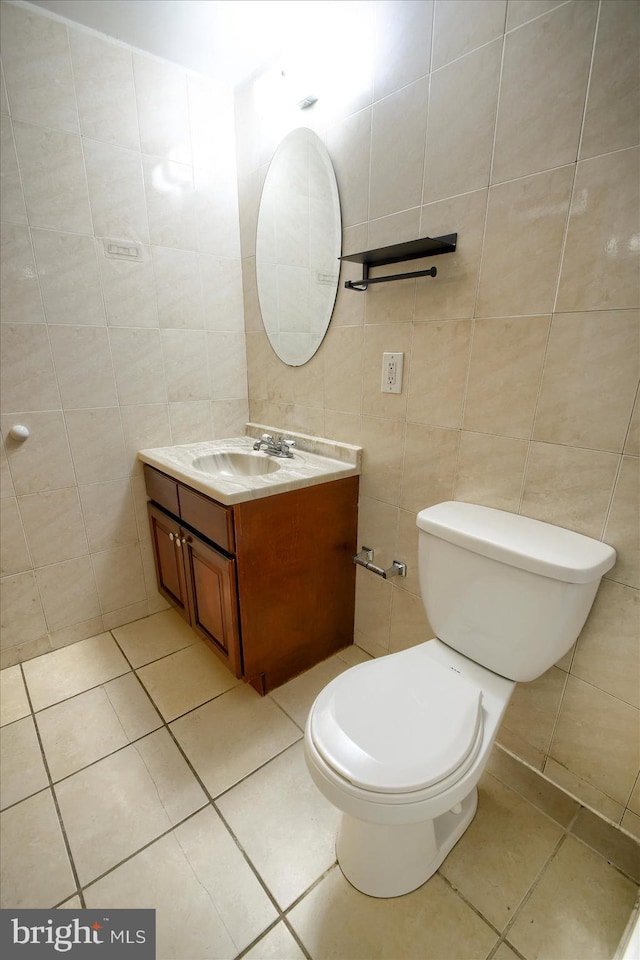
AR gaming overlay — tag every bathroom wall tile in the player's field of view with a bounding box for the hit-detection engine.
[407,319,471,427]
[69,30,139,150]
[362,323,411,420]
[18,487,88,567]
[363,274,416,326]
[396,508,421,598]
[454,432,528,512]
[629,778,640,818]
[194,165,241,258]
[1,412,74,496]
[550,675,640,805]
[0,223,44,323]
[102,600,149,631]
[605,457,639,589]
[64,407,128,484]
[557,148,640,312]
[289,867,496,960]
[133,54,190,164]
[152,246,203,329]
[31,229,105,326]
[506,1,565,31]
[359,416,406,504]
[464,315,550,439]
[486,746,580,827]
[521,442,619,538]
[0,634,51,671]
[35,557,101,633]
[111,608,199,668]
[496,725,545,772]
[0,439,14,500]
[212,398,248,439]
[92,543,146,614]
[625,395,640,457]
[137,642,240,722]
[119,403,171,475]
[571,806,640,884]
[325,107,371,229]
[12,122,92,235]
[322,325,363,415]
[357,496,399,575]
[0,665,30,727]
[99,250,158,328]
[369,78,429,221]
[78,479,138,553]
[48,325,117,409]
[0,572,47,653]
[0,64,8,116]
[425,39,501,202]
[373,0,432,101]
[500,666,566,757]
[0,3,78,134]
[200,255,244,331]
[0,498,30,577]
[168,401,213,446]
[534,311,639,452]
[580,0,640,160]
[544,758,626,824]
[416,189,488,321]
[401,422,459,513]
[188,73,235,172]
[206,332,248,402]
[49,617,104,652]
[143,156,197,250]
[477,166,573,318]
[508,836,638,960]
[368,208,422,251]
[433,0,507,70]
[0,324,60,413]
[571,580,639,708]
[0,789,76,908]
[109,327,167,406]
[389,587,430,652]
[162,329,209,402]
[0,115,27,224]
[621,809,640,840]
[492,1,596,183]
[440,773,564,930]
[83,138,149,244]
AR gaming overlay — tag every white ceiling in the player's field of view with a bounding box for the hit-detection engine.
[25,0,352,86]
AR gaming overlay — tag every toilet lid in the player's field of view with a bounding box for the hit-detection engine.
[310,656,483,794]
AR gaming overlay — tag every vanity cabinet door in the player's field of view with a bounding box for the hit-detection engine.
[182,531,242,678]
[147,503,189,620]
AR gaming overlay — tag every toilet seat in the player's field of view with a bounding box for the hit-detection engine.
[309,655,484,795]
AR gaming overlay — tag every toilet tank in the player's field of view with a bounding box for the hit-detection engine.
[417,502,616,682]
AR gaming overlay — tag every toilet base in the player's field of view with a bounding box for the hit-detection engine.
[335,787,478,898]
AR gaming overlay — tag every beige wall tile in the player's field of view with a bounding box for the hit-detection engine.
[200,255,244,332]
[49,325,117,410]
[486,745,580,827]
[78,479,138,553]
[557,148,640,312]
[92,543,146,614]
[572,580,639,708]
[323,325,363,415]
[207,331,248,401]
[142,156,197,251]
[153,246,203,329]
[464,315,550,438]
[396,508,421,598]
[362,323,411,420]
[359,416,405,504]
[477,166,573,318]
[433,0,506,70]
[389,586,429,652]
[18,487,88,567]
[0,324,60,413]
[357,496,399,573]
[506,1,565,31]
[373,0,433,100]
[1,412,75,496]
[407,320,471,427]
[500,666,566,757]
[31,229,105,326]
[0,498,31,577]
[326,108,371,229]
[604,457,640,589]
[354,568,393,654]
[580,0,640,160]
[109,327,167,406]
[49,616,104,651]
[492,1,597,183]
[401,422,459,513]
[625,394,640,457]
[521,442,619,538]
[454,432,528,512]
[120,403,171,475]
[100,249,158,328]
[0,115,27,224]
[0,440,14,500]
[84,138,149,245]
[0,222,44,324]
[35,557,101,632]
[544,757,625,824]
[550,675,640,805]
[534,311,639,452]
[162,329,209,402]
[425,39,501,202]
[133,54,191,164]
[0,571,47,651]
[571,806,640,883]
[64,408,128,484]
[69,29,139,150]
[168,401,213,446]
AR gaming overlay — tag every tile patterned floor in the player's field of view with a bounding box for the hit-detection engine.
[1,609,638,960]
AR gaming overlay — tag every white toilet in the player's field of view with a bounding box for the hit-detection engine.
[304,501,616,898]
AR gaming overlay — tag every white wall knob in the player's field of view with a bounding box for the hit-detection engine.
[9,424,29,441]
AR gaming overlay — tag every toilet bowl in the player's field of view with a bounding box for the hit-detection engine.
[304,501,616,898]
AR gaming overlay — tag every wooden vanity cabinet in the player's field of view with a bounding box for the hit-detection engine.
[144,464,358,694]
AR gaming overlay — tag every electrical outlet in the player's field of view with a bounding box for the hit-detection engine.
[381,352,404,394]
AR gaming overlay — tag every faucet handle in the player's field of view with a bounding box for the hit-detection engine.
[280,437,296,456]
[261,433,274,443]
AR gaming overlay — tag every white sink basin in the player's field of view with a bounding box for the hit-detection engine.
[192,451,280,477]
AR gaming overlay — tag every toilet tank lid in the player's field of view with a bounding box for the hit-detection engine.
[417,502,616,584]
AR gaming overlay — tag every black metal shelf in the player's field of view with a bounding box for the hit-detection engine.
[340,233,457,291]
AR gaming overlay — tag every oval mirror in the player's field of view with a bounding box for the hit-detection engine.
[256,127,342,366]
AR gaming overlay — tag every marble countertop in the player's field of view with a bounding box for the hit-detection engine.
[138,424,362,506]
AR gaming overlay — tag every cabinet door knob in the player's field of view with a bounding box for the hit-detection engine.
[169,532,174,541]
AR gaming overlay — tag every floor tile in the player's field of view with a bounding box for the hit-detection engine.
[269,654,349,729]
[170,683,301,797]
[0,664,30,725]
[22,632,129,710]
[509,835,639,960]
[0,789,76,908]
[439,772,563,930]
[84,807,277,959]
[55,729,206,884]
[0,715,49,809]
[288,866,498,960]
[217,740,339,908]
[493,943,520,960]
[36,678,161,782]
[111,608,199,667]
[571,806,640,884]
[244,922,306,959]
[136,641,240,721]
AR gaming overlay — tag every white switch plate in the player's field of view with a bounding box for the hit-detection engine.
[381,352,404,394]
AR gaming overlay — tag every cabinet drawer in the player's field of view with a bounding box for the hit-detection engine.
[143,464,179,516]
[179,484,235,553]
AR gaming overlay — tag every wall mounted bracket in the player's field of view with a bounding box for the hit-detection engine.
[340,234,457,291]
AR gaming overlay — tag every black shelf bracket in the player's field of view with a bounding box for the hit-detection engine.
[340,233,457,291]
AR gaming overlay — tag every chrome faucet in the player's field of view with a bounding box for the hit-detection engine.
[252,434,296,458]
